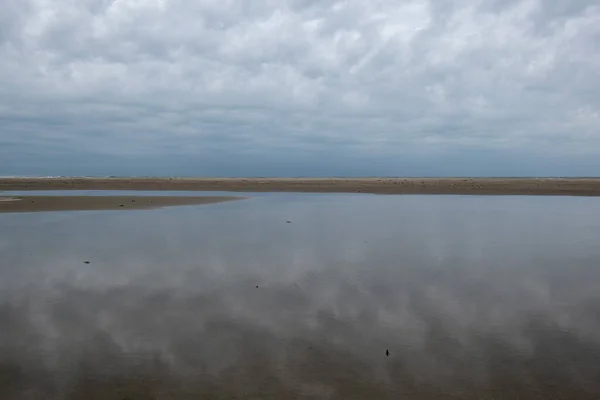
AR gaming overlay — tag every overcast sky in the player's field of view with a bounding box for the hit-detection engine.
[1,0,599,176]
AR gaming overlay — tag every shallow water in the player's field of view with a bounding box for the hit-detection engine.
[1,194,600,399]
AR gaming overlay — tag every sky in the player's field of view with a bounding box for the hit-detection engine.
[1,0,599,177]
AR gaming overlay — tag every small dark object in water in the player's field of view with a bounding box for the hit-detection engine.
[132,200,136,202]
[84,261,90,264]
[286,221,291,223]
[119,204,124,207]
[256,285,259,288]
[386,350,389,357]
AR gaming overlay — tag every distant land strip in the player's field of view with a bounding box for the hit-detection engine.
[2,177,600,196]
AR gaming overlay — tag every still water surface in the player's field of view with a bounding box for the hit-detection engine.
[1,194,600,399]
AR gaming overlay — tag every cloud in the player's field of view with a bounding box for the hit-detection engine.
[1,0,599,173]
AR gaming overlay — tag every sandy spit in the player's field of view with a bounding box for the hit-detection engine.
[0,195,244,213]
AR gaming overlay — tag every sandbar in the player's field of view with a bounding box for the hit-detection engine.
[0,195,244,213]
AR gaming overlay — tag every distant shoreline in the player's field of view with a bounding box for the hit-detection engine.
[2,177,600,196]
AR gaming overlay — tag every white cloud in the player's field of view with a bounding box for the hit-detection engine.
[1,0,599,158]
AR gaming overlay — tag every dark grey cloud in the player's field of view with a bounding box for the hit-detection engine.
[0,0,599,174]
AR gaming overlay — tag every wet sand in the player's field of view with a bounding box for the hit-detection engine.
[2,177,600,196]
[0,195,243,213]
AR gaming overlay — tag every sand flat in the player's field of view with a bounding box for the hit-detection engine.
[1,177,600,196]
[0,195,244,213]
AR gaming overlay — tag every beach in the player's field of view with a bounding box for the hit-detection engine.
[2,177,600,196]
